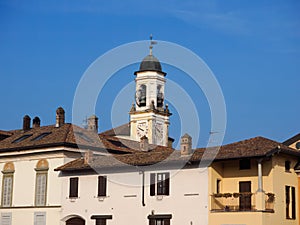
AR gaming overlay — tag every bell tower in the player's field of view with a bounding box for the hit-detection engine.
[129,36,171,146]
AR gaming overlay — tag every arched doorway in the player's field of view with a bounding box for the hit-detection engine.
[66,217,85,225]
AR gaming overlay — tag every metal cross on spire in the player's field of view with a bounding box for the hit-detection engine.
[149,34,157,55]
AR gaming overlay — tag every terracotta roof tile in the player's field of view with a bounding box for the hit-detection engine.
[56,136,300,171]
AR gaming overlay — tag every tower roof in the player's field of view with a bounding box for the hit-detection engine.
[134,54,166,75]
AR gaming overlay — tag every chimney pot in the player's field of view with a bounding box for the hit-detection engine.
[56,107,65,127]
[32,116,41,128]
[23,115,31,131]
[84,150,93,165]
[87,115,99,133]
[140,135,149,151]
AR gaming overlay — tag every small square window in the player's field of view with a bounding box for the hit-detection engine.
[239,159,251,170]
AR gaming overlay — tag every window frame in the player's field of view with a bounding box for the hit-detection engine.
[150,172,170,196]
[1,174,14,207]
[34,212,46,225]
[35,172,48,206]
[239,158,251,170]
[69,177,79,198]
[1,212,12,225]
[286,185,296,220]
[98,176,107,197]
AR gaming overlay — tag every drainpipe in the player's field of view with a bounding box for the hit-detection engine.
[256,158,265,211]
[257,159,263,192]
[140,170,145,207]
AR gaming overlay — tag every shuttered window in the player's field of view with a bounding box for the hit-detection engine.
[150,172,170,196]
[2,175,13,207]
[98,176,107,197]
[69,177,79,198]
[34,212,46,225]
[286,185,296,219]
[1,213,12,225]
[35,173,47,206]
[148,214,172,225]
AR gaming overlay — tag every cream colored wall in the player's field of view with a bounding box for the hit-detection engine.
[269,155,299,225]
[61,167,209,225]
[0,151,78,225]
[209,155,299,225]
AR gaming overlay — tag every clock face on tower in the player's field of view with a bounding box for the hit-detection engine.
[136,121,148,139]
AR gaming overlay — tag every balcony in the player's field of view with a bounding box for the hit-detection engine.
[210,192,274,212]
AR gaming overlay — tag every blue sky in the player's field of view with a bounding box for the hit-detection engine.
[0,0,299,147]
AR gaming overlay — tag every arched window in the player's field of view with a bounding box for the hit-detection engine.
[35,159,49,206]
[136,84,146,107]
[1,162,15,207]
[66,217,85,225]
[157,85,164,108]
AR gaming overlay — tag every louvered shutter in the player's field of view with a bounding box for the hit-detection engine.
[150,173,156,196]
[35,173,47,206]
[98,176,107,197]
[2,176,13,207]
[165,173,170,196]
[34,212,46,225]
[1,213,12,225]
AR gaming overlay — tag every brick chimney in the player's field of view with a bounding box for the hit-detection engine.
[84,150,93,165]
[140,135,149,151]
[23,115,31,131]
[180,133,192,155]
[32,116,41,128]
[55,107,65,127]
[87,115,98,133]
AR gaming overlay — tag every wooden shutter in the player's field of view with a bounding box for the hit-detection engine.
[2,176,13,207]
[1,213,12,225]
[69,177,79,198]
[150,173,156,196]
[286,186,290,218]
[35,173,47,206]
[96,219,106,225]
[165,173,170,196]
[164,219,170,225]
[98,176,107,197]
[292,186,296,219]
[34,212,46,225]
[149,219,155,225]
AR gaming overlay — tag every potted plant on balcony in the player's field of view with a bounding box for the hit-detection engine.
[213,193,223,198]
[233,192,240,198]
[266,193,275,203]
[223,193,232,198]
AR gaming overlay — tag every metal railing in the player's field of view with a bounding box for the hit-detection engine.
[210,192,275,212]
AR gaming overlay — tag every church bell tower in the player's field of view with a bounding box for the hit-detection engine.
[129,37,171,146]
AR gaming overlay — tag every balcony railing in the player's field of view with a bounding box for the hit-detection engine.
[210,192,274,212]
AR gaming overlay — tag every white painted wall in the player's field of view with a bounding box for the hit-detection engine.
[60,167,208,225]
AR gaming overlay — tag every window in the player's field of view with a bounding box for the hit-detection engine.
[35,173,47,206]
[31,132,51,141]
[12,134,32,143]
[150,172,170,196]
[286,186,296,219]
[35,159,48,206]
[34,212,46,225]
[98,176,107,197]
[285,161,291,172]
[1,213,12,225]
[69,177,79,198]
[1,162,15,207]
[239,159,251,170]
[148,214,172,225]
[216,179,221,194]
[91,215,112,225]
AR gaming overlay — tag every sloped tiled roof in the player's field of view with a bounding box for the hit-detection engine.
[283,133,300,146]
[55,136,300,172]
[0,124,136,154]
